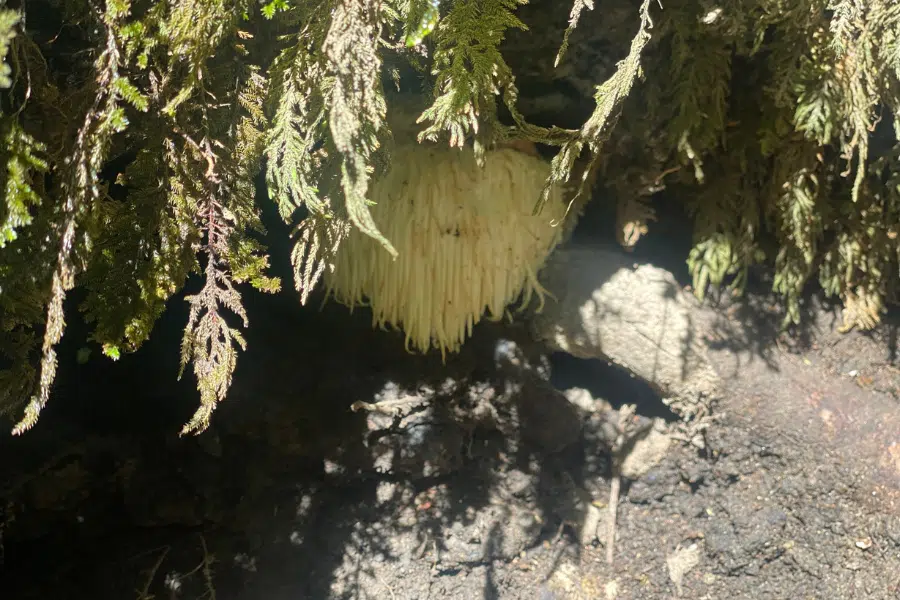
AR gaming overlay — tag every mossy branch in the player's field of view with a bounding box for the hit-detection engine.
[12,0,146,435]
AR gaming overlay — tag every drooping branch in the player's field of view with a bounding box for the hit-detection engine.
[12,0,147,434]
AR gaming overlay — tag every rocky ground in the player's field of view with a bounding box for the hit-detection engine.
[1,275,898,600]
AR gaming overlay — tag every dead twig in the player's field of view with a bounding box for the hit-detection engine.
[177,535,217,600]
[606,472,621,565]
[350,395,430,417]
[135,546,171,600]
[199,535,216,600]
[605,403,642,565]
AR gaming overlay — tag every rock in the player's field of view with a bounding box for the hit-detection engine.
[666,543,702,596]
[563,386,611,413]
[529,244,719,435]
[580,502,604,546]
[620,420,672,480]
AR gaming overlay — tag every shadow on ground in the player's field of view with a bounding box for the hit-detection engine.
[0,284,652,599]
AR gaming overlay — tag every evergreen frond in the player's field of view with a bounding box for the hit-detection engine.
[0,9,19,89]
[264,13,333,223]
[555,0,593,68]
[539,0,656,215]
[161,0,236,116]
[417,0,527,161]
[404,0,441,47]
[769,143,826,326]
[323,0,395,257]
[264,3,359,302]
[162,9,279,434]
[0,118,48,247]
[79,147,199,358]
[819,144,900,331]
[664,2,733,183]
[11,0,144,435]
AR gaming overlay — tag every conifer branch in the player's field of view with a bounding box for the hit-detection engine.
[417,0,527,163]
[537,0,656,216]
[555,0,593,68]
[323,0,396,258]
[12,0,145,434]
[265,5,356,302]
[177,137,248,435]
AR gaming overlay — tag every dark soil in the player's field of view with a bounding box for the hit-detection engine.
[1,286,899,600]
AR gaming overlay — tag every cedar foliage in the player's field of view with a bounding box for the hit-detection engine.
[0,0,897,434]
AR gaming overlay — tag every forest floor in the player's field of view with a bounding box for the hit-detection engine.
[1,285,899,600]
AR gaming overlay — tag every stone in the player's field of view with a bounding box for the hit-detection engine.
[529,244,720,434]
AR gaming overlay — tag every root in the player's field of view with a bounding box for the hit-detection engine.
[136,546,170,600]
[132,535,216,600]
[606,473,621,565]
